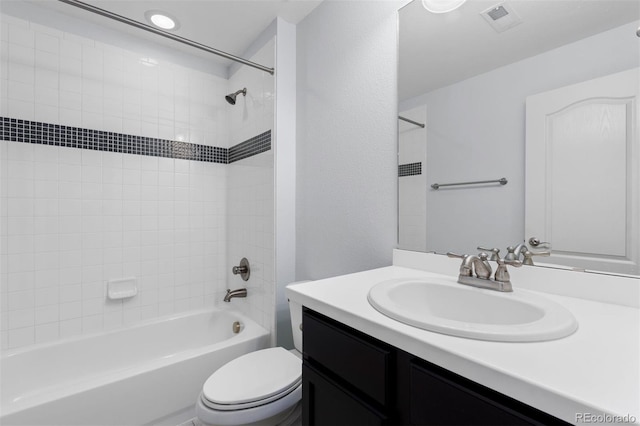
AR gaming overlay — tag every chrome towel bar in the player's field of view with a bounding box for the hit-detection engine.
[398,116,425,128]
[431,177,508,190]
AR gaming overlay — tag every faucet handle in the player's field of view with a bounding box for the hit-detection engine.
[504,246,518,261]
[497,257,523,268]
[446,252,466,259]
[477,246,500,261]
[232,258,251,281]
[494,257,521,288]
[522,249,550,266]
[446,252,473,277]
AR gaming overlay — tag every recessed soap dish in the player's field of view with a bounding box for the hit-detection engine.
[107,277,138,300]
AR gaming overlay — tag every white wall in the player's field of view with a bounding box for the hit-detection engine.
[273,18,297,348]
[295,0,404,281]
[399,21,640,256]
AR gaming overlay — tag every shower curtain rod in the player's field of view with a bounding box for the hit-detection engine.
[398,116,425,128]
[57,0,275,75]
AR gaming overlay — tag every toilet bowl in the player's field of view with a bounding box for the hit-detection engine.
[195,282,308,426]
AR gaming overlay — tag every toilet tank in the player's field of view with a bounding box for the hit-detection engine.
[287,281,310,353]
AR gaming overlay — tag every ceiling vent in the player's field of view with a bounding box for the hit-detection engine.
[480,2,523,33]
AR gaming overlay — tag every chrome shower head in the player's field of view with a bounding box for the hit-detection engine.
[225,88,247,105]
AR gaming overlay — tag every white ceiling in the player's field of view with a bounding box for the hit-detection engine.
[18,0,322,69]
[399,0,640,101]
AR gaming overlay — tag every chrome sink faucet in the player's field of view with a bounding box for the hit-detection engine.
[447,252,522,292]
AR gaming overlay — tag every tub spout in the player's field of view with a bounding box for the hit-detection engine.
[224,288,247,302]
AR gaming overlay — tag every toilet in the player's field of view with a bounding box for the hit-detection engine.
[195,284,307,426]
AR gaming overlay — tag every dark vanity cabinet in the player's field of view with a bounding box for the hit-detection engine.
[302,308,569,426]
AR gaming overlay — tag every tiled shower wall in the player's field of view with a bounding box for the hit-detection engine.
[226,39,276,340]
[0,11,275,350]
[398,105,427,252]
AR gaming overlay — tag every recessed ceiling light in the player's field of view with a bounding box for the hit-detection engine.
[144,10,180,31]
[422,0,467,14]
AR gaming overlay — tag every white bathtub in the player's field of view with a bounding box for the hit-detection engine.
[0,308,270,426]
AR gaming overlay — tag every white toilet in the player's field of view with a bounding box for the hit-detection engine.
[195,287,306,426]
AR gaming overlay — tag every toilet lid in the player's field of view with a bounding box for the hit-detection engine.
[203,347,302,406]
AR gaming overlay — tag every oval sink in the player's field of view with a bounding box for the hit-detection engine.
[368,278,578,342]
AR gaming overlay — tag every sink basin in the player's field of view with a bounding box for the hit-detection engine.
[368,278,578,342]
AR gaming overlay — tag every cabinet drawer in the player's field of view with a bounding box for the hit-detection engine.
[303,364,387,426]
[303,308,391,406]
[409,360,569,425]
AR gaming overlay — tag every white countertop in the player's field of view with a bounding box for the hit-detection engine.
[286,260,640,425]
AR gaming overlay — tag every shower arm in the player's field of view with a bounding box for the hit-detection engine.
[57,0,275,76]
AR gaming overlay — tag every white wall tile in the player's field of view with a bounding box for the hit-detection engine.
[8,326,34,348]
[35,322,59,343]
[0,14,276,352]
[223,39,275,333]
[59,318,81,338]
[8,80,34,104]
[35,304,59,324]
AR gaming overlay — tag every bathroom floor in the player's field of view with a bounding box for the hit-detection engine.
[179,414,302,426]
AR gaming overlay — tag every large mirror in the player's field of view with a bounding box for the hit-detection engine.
[398,0,640,276]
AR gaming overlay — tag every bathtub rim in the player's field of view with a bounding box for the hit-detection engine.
[1,306,270,419]
[1,305,253,359]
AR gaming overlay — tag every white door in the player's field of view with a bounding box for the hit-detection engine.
[525,68,639,275]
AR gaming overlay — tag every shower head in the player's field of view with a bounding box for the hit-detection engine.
[225,88,247,105]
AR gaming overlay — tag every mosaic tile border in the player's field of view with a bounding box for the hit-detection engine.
[399,162,422,177]
[229,130,271,164]
[0,117,271,164]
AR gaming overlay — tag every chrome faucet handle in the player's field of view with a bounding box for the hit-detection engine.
[446,252,472,277]
[505,242,527,261]
[494,257,522,288]
[446,252,466,259]
[232,258,250,281]
[522,249,551,266]
[477,246,500,261]
[498,257,523,268]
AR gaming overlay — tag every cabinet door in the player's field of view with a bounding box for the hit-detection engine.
[303,364,387,426]
[303,308,391,406]
[409,361,567,426]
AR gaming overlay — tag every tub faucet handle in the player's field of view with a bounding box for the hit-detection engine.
[232,258,250,281]
[232,265,247,274]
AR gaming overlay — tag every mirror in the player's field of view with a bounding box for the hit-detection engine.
[398,0,640,276]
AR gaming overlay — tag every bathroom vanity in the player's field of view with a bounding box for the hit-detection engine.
[286,250,640,425]
[303,307,567,425]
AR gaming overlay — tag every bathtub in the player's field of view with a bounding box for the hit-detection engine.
[0,308,270,426]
